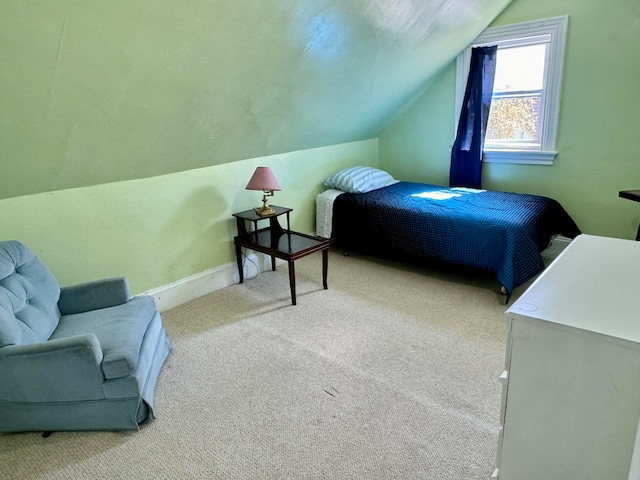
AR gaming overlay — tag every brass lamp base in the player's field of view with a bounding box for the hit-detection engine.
[254,205,276,217]
[253,192,276,216]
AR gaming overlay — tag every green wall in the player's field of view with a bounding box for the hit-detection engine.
[0,139,377,294]
[1,0,514,301]
[379,0,640,240]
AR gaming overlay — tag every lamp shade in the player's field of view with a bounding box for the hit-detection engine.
[245,167,281,192]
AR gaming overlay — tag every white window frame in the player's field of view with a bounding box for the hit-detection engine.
[455,15,568,165]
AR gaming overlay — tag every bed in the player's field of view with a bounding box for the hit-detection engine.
[316,167,581,300]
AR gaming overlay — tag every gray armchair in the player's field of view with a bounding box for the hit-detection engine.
[0,240,172,432]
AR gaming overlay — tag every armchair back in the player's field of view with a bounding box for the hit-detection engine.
[0,241,61,347]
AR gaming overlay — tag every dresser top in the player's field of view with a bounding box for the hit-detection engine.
[507,234,640,343]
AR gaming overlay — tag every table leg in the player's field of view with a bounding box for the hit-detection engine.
[322,248,328,290]
[271,255,276,271]
[235,243,244,283]
[288,261,296,305]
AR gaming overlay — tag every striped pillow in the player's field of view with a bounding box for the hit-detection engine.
[323,167,399,194]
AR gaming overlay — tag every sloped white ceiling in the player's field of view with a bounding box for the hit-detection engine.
[0,0,512,198]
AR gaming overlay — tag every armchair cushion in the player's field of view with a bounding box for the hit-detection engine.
[51,295,158,380]
[0,241,60,347]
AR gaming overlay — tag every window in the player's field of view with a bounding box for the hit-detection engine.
[455,16,568,165]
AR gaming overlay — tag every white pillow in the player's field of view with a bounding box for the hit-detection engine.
[323,166,399,194]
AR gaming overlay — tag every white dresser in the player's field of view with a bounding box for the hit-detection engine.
[493,234,640,480]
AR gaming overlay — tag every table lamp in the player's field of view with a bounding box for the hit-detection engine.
[246,166,281,216]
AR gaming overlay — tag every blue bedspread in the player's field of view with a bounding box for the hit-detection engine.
[332,182,580,298]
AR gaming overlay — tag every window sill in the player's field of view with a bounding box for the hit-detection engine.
[483,149,557,165]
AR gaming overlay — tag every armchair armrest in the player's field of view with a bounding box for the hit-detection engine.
[58,277,131,315]
[0,334,106,402]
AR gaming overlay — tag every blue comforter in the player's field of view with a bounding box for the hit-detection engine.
[332,182,581,298]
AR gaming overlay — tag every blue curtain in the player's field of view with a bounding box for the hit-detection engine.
[449,46,498,189]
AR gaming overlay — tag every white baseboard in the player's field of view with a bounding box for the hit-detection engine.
[142,253,276,312]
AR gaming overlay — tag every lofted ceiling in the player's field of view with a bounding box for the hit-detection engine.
[0,0,512,199]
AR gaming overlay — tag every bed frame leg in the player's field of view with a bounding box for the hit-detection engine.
[500,285,512,305]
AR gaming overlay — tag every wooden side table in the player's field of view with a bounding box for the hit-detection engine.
[619,190,640,240]
[232,206,329,305]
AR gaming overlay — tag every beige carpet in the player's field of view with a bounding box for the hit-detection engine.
[0,248,518,479]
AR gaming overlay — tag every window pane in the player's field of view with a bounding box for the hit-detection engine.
[493,44,547,93]
[486,95,542,148]
[487,42,547,150]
